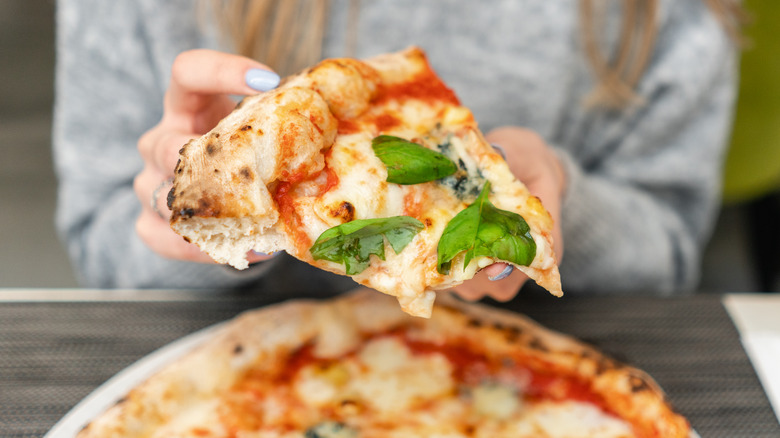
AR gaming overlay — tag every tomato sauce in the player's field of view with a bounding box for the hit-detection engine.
[271,152,340,254]
[337,119,361,135]
[370,113,401,132]
[402,335,614,414]
[320,152,340,193]
[272,179,309,251]
[375,68,460,106]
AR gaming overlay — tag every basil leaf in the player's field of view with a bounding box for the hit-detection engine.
[437,182,536,275]
[310,216,425,275]
[372,135,458,184]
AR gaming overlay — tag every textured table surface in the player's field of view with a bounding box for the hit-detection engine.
[1,290,778,438]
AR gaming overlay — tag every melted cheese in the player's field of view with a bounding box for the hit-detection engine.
[295,337,455,414]
[506,401,635,438]
[215,330,639,438]
[351,337,455,413]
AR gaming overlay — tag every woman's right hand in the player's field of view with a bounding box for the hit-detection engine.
[133,49,280,263]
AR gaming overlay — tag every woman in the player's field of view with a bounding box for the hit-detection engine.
[54,0,739,300]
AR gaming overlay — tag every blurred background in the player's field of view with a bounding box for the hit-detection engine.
[1,1,78,287]
[0,0,775,292]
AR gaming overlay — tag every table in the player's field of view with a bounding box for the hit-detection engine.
[1,289,778,438]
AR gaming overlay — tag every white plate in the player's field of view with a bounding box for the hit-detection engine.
[45,322,225,438]
[45,321,701,438]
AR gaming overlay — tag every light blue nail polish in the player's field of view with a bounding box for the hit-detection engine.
[490,143,507,160]
[488,265,514,281]
[245,69,280,92]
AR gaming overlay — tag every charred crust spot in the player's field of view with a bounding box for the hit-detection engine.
[629,375,649,393]
[195,198,221,217]
[178,147,186,154]
[182,236,191,243]
[239,166,254,182]
[240,124,252,131]
[528,336,548,352]
[330,201,355,222]
[340,399,357,408]
[166,188,176,209]
[234,98,247,110]
[466,317,483,328]
[595,356,616,375]
[178,207,195,219]
[206,142,218,156]
[233,344,244,355]
[504,326,522,343]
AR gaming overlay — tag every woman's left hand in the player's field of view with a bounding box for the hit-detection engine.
[452,126,566,302]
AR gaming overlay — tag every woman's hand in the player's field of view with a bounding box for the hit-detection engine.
[452,126,566,302]
[133,49,280,263]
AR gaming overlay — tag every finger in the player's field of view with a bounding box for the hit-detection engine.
[138,127,196,176]
[154,131,196,176]
[483,263,511,280]
[452,268,528,302]
[489,270,529,301]
[167,49,278,115]
[136,209,215,263]
[451,285,488,302]
[134,167,174,220]
[246,251,279,264]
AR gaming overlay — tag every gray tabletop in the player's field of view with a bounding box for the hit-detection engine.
[1,290,778,438]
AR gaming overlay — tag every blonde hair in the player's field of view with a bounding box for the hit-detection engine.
[580,0,744,109]
[208,0,333,76]
[212,0,743,109]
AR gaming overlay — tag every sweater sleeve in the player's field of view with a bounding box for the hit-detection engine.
[557,1,737,295]
[52,0,273,288]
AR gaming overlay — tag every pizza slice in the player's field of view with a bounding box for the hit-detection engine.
[76,291,691,438]
[168,47,562,317]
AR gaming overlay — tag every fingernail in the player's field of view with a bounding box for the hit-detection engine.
[251,250,277,257]
[245,69,280,92]
[488,265,514,281]
[490,143,507,160]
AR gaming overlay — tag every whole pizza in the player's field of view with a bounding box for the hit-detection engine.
[77,291,690,438]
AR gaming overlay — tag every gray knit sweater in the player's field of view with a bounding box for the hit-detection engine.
[54,0,737,296]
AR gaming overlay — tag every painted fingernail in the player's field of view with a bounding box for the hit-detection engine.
[488,265,514,281]
[251,250,277,257]
[490,143,507,160]
[245,69,280,92]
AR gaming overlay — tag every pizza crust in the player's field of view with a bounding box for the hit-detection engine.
[76,290,690,438]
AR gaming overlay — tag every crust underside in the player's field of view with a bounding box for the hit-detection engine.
[168,47,562,317]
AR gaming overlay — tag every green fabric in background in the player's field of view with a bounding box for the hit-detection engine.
[723,0,780,203]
